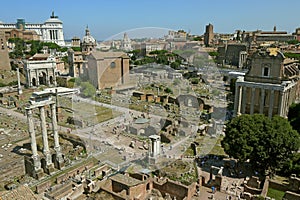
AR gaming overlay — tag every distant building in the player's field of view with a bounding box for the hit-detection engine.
[0,12,65,46]
[0,31,10,70]
[120,32,132,51]
[217,43,248,67]
[68,49,85,77]
[204,23,214,47]
[166,30,187,42]
[24,53,57,87]
[4,28,39,41]
[71,36,81,47]
[234,48,300,118]
[242,27,295,44]
[81,26,97,54]
[294,27,300,42]
[85,51,129,89]
[140,42,165,56]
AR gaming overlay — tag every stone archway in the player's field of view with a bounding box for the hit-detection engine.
[39,72,47,85]
[32,78,36,86]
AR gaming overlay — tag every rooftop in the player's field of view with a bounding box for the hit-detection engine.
[91,51,129,60]
[110,173,142,187]
[0,185,37,200]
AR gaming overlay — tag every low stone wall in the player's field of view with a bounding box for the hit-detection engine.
[56,161,94,184]
[269,180,289,192]
[100,185,126,200]
[153,178,196,200]
[284,191,300,200]
[243,184,262,195]
[261,177,269,198]
[35,179,52,194]
[45,181,73,200]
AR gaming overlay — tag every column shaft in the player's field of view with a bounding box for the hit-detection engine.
[51,103,63,162]
[26,109,41,170]
[259,88,265,114]
[234,85,242,116]
[250,88,256,114]
[39,106,52,165]
[278,91,283,116]
[241,87,247,114]
[268,90,275,118]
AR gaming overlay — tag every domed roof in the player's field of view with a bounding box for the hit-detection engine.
[82,26,96,44]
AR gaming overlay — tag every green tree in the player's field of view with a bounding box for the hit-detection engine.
[80,82,96,98]
[222,114,300,176]
[164,87,173,94]
[280,152,300,176]
[27,40,43,56]
[191,78,199,84]
[71,47,81,52]
[208,51,219,57]
[9,38,26,58]
[170,61,180,70]
[284,52,300,60]
[288,103,300,133]
[287,40,299,45]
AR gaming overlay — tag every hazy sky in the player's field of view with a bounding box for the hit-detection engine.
[1,0,300,40]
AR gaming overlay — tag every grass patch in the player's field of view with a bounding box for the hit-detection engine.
[208,137,226,156]
[183,146,195,156]
[57,97,121,127]
[267,187,285,200]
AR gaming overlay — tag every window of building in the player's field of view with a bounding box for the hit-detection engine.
[110,62,116,68]
[262,64,271,77]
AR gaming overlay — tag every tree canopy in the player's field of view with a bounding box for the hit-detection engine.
[8,38,67,58]
[288,103,300,133]
[80,81,96,98]
[222,114,300,176]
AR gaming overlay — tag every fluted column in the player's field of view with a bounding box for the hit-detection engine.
[39,106,52,166]
[250,88,256,114]
[259,88,265,114]
[26,109,41,170]
[51,103,63,162]
[234,85,242,116]
[278,91,283,116]
[268,90,275,118]
[241,87,247,114]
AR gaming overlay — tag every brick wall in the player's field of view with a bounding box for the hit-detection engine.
[153,178,196,200]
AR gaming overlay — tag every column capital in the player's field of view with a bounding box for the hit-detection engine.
[26,108,33,116]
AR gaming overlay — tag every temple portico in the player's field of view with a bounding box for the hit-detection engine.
[25,91,64,179]
[233,48,300,118]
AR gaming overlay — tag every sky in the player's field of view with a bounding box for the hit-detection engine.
[1,0,300,40]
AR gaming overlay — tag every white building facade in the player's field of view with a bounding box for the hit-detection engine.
[24,54,57,88]
[0,12,65,46]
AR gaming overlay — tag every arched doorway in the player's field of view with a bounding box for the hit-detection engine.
[39,72,47,85]
[32,78,36,86]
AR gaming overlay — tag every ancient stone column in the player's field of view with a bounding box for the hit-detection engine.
[250,88,256,114]
[17,68,22,95]
[39,106,52,166]
[234,85,242,116]
[259,88,265,114]
[50,103,63,162]
[241,86,247,114]
[278,91,284,116]
[149,135,160,157]
[268,90,275,118]
[26,108,41,170]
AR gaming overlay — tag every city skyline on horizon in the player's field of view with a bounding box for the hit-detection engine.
[1,0,300,40]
